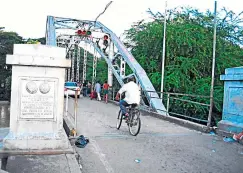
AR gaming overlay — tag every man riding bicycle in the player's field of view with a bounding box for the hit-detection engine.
[115,77,140,119]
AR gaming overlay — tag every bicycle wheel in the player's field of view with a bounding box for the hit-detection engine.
[128,109,141,136]
[116,110,123,129]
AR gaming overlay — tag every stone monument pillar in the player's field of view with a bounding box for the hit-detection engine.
[3,44,71,150]
[218,67,243,134]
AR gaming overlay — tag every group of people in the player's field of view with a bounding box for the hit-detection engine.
[93,81,109,102]
[81,81,91,97]
[80,80,110,103]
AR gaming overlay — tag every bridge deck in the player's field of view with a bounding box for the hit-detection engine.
[74,97,243,173]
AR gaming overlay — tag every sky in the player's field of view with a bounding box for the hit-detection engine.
[0,0,242,39]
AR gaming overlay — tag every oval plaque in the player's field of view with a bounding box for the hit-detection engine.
[26,81,38,94]
[39,81,51,94]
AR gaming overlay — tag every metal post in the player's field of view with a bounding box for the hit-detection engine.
[65,91,69,117]
[68,50,71,81]
[149,92,152,112]
[112,87,115,100]
[82,44,87,84]
[207,0,217,128]
[71,48,75,81]
[108,42,114,86]
[92,47,97,90]
[74,90,78,132]
[160,0,167,99]
[166,93,170,116]
[76,47,80,82]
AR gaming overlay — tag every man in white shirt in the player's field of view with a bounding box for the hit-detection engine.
[94,81,101,101]
[115,77,140,118]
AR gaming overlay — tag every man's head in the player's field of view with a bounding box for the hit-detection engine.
[127,76,135,83]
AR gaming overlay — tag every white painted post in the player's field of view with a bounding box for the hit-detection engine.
[160,0,167,99]
[65,91,68,117]
[108,42,114,86]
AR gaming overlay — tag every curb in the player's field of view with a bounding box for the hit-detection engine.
[63,118,83,173]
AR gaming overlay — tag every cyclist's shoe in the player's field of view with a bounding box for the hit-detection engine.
[122,113,129,120]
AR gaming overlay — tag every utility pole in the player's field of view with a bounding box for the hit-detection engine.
[207,0,217,127]
[160,0,167,99]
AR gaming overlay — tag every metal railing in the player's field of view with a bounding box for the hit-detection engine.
[145,91,210,124]
[108,87,211,126]
[64,88,79,136]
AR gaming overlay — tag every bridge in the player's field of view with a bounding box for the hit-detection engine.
[48,16,243,173]
[0,15,243,173]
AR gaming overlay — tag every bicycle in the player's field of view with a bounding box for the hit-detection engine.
[116,103,141,136]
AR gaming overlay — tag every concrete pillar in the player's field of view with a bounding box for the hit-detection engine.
[3,44,71,150]
[218,67,243,134]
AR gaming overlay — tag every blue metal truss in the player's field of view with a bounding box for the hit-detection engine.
[46,16,167,115]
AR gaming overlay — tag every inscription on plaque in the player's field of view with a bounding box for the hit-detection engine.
[20,79,55,119]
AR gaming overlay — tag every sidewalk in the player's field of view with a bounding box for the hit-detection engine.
[0,128,81,173]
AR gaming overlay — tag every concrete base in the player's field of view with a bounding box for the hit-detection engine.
[1,154,81,173]
[218,120,243,134]
[3,129,69,150]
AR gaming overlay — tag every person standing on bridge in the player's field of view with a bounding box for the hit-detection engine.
[103,81,109,103]
[82,80,88,97]
[115,77,140,119]
[94,81,101,101]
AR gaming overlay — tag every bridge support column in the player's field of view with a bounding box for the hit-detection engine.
[218,67,243,134]
[82,46,87,84]
[3,44,71,150]
[71,49,75,81]
[108,42,114,86]
[67,50,72,81]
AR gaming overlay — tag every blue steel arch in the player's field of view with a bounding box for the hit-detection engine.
[46,16,167,115]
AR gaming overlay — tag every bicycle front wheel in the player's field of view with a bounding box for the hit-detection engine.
[128,110,141,136]
[116,110,123,129]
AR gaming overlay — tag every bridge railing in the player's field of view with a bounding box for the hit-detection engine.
[64,88,79,135]
[108,87,210,125]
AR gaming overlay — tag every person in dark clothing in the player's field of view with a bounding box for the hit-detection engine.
[83,81,88,97]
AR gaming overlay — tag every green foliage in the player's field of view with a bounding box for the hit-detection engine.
[0,30,23,100]
[25,37,46,44]
[124,7,243,122]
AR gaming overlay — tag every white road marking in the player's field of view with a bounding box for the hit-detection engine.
[90,139,114,173]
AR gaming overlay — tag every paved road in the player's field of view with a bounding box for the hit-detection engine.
[74,97,243,173]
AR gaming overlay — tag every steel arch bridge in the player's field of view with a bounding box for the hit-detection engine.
[46,16,166,115]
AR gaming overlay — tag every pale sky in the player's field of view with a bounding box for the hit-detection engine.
[0,0,241,38]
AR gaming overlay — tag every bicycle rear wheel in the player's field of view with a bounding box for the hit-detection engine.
[116,110,123,129]
[128,110,141,136]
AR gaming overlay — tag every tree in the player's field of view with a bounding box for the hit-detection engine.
[0,30,23,100]
[25,37,46,44]
[124,7,243,123]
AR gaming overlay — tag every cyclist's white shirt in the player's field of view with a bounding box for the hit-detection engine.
[118,81,140,104]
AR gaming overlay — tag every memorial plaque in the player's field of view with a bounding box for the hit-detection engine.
[20,78,55,119]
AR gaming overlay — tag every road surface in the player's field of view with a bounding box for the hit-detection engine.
[73,97,243,173]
